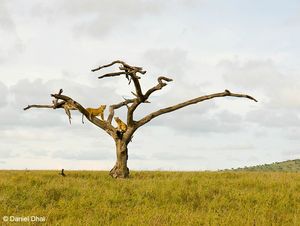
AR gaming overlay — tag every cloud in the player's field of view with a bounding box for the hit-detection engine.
[221,59,282,89]
[28,0,165,38]
[0,1,24,64]
[137,47,218,117]
[61,0,162,17]
[246,109,300,128]
[10,78,119,108]
[0,79,68,129]
[148,109,243,134]
[51,149,114,160]
[282,149,300,158]
[0,1,15,32]
[133,51,249,135]
[220,58,300,131]
[28,0,203,39]
[221,58,300,110]
[284,128,300,140]
[129,153,149,160]
[0,77,122,130]
[10,79,55,107]
[0,122,117,161]
[143,48,190,76]
[151,151,205,161]
[211,144,254,151]
[0,82,8,108]
[0,149,15,158]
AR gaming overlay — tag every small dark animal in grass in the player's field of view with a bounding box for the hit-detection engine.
[59,169,66,177]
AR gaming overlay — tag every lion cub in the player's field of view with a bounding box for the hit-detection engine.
[82,105,106,123]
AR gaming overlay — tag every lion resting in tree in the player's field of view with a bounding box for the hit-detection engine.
[114,117,127,139]
[82,105,106,123]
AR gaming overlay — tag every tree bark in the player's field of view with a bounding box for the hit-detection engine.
[109,139,129,178]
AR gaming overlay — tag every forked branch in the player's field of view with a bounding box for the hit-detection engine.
[92,60,146,99]
[107,98,135,123]
[125,76,173,126]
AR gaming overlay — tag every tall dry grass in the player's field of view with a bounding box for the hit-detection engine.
[0,170,299,225]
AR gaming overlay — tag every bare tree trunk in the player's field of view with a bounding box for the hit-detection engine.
[109,139,129,178]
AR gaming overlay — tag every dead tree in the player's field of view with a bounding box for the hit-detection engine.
[24,60,257,178]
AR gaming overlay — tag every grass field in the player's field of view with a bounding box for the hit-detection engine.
[1,170,300,225]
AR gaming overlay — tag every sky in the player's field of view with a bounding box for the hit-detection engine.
[0,0,299,171]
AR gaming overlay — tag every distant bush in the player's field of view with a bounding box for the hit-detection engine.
[232,159,300,172]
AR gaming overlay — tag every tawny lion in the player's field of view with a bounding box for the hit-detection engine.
[82,105,106,123]
[114,116,127,139]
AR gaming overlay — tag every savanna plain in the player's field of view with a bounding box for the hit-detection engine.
[0,169,300,225]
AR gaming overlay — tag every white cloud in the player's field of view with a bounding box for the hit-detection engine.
[10,77,119,108]
[246,109,300,128]
[27,0,165,39]
[151,151,205,161]
[0,148,15,158]
[0,77,123,131]
[51,148,114,160]
[0,1,15,32]
[148,109,243,134]
[0,82,8,108]
[0,1,24,64]
[143,48,190,76]
[284,127,300,140]
[222,59,281,89]
[221,58,300,110]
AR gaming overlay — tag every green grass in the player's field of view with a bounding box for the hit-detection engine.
[232,159,300,172]
[1,170,300,225]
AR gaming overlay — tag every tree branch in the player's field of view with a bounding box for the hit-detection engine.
[107,98,135,124]
[125,76,173,126]
[24,89,66,111]
[92,60,145,75]
[50,93,115,134]
[91,60,128,72]
[52,88,63,107]
[24,89,116,136]
[92,60,146,99]
[136,90,257,128]
[24,104,55,111]
[144,76,173,100]
[98,71,126,79]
